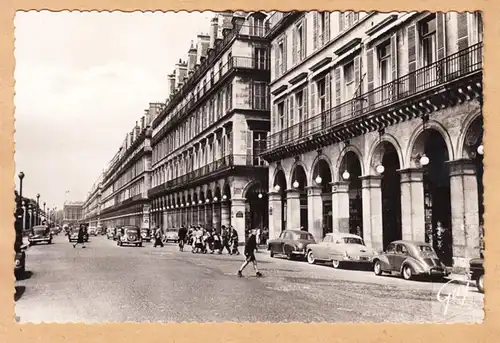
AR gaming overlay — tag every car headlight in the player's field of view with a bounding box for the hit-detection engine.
[15,260,21,266]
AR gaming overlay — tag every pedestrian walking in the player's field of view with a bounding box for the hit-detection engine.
[178,225,187,252]
[237,229,262,277]
[153,227,164,247]
[256,228,261,252]
[230,226,240,255]
[73,224,86,248]
[220,225,231,254]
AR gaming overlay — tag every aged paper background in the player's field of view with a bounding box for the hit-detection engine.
[1,1,498,342]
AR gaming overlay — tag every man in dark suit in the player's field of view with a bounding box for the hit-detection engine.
[237,229,262,277]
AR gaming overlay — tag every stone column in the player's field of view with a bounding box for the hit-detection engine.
[221,201,231,228]
[306,186,323,242]
[231,198,246,244]
[212,202,221,232]
[448,159,481,269]
[360,175,383,252]
[331,181,350,233]
[268,191,283,240]
[399,168,425,242]
[286,189,301,230]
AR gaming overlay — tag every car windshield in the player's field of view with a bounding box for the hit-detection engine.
[141,229,149,233]
[293,233,314,241]
[33,228,46,234]
[341,237,364,245]
[168,228,177,232]
[125,229,138,234]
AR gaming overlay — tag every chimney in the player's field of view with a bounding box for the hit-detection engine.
[167,73,176,97]
[196,34,210,64]
[141,116,145,129]
[187,40,197,73]
[231,14,245,31]
[210,16,219,49]
[135,121,140,136]
[175,59,188,89]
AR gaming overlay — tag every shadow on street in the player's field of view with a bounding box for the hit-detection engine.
[14,286,26,302]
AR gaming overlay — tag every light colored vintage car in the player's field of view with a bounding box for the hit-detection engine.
[164,228,179,243]
[306,233,377,269]
[373,240,449,280]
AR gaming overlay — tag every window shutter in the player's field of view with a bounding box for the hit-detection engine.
[292,27,298,66]
[303,86,309,119]
[457,12,469,51]
[274,44,279,79]
[302,19,307,60]
[407,24,417,93]
[391,33,398,81]
[246,130,253,164]
[339,12,345,31]
[289,95,295,126]
[353,56,361,113]
[436,12,446,60]
[310,82,316,117]
[313,12,318,51]
[249,80,254,109]
[283,35,288,72]
[324,12,330,42]
[334,67,341,118]
[325,72,331,111]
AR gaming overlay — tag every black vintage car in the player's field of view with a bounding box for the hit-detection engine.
[267,229,316,260]
[117,226,143,247]
[469,258,484,293]
[28,225,53,245]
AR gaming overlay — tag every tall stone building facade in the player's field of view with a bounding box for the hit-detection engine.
[82,173,103,228]
[98,104,160,229]
[262,11,483,270]
[148,11,271,242]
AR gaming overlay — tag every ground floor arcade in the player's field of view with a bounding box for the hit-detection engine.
[150,175,269,243]
[267,100,484,270]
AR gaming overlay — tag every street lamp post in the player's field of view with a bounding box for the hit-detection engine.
[36,193,40,225]
[17,172,25,230]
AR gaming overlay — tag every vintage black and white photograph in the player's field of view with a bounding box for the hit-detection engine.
[13,10,484,323]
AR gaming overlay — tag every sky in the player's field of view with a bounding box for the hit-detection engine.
[14,10,213,209]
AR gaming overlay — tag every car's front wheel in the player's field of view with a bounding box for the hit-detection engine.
[332,260,342,269]
[374,260,383,276]
[307,251,316,264]
[477,274,484,293]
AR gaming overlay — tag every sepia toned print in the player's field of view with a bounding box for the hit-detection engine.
[13,10,484,323]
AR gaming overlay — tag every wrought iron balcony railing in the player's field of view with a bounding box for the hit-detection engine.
[265,43,483,152]
[148,154,267,196]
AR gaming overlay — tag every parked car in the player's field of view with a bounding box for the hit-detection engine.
[106,227,115,239]
[164,228,179,243]
[306,233,377,269]
[113,227,121,240]
[88,226,98,236]
[14,244,28,279]
[373,240,450,280]
[267,229,316,260]
[28,225,53,245]
[117,226,142,247]
[469,257,484,293]
[140,228,152,242]
[68,227,89,243]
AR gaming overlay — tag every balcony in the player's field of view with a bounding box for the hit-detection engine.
[263,43,483,160]
[152,56,270,145]
[148,154,267,197]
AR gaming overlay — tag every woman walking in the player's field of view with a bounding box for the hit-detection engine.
[73,224,86,248]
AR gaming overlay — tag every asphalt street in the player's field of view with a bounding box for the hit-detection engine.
[15,234,484,323]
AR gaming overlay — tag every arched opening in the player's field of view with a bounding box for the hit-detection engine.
[415,129,453,266]
[340,151,363,236]
[291,165,308,231]
[206,189,213,230]
[373,141,402,248]
[312,159,333,238]
[462,116,484,255]
[273,169,287,231]
[193,193,199,226]
[244,182,268,239]
[214,187,222,233]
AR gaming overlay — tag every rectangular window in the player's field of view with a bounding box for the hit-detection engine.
[297,23,304,61]
[278,101,286,130]
[344,61,355,99]
[252,131,267,166]
[278,41,284,76]
[378,41,391,85]
[254,47,267,70]
[317,78,326,112]
[254,82,268,110]
[420,14,437,66]
[319,12,327,45]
